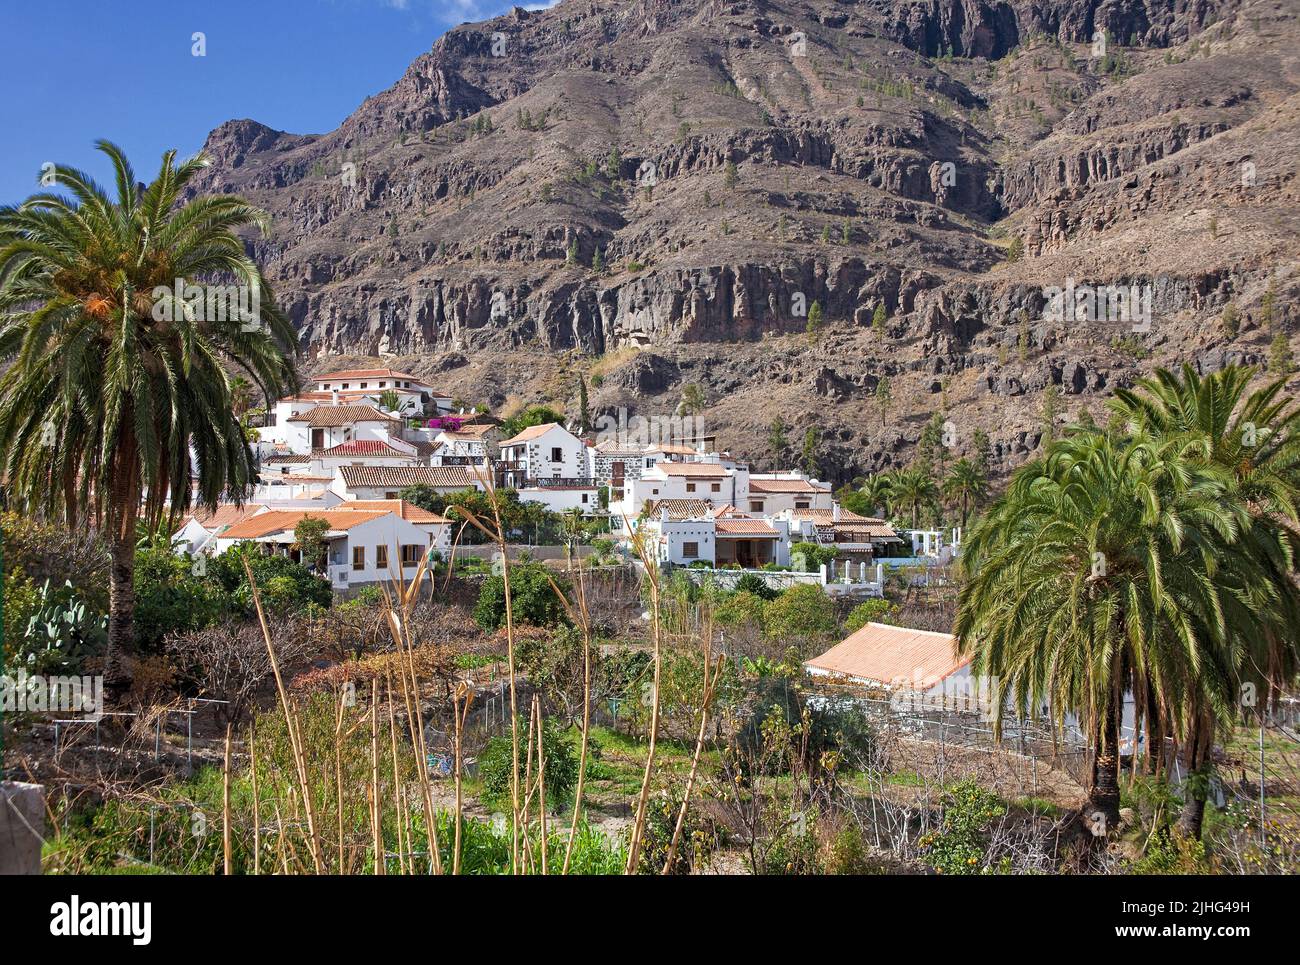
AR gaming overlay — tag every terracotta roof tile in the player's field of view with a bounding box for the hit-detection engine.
[715,518,779,536]
[338,465,478,490]
[804,623,967,690]
[220,510,385,540]
[499,422,565,446]
[349,500,451,524]
[288,404,397,427]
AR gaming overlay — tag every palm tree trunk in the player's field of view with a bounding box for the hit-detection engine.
[104,530,136,702]
[1176,717,1211,840]
[1088,696,1122,831]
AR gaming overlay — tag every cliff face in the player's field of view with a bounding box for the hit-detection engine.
[191,0,1300,483]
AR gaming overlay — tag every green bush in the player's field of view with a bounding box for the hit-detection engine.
[133,548,232,651]
[17,580,107,673]
[473,562,570,631]
[844,598,897,633]
[734,572,779,601]
[790,541,836,572]
[763,584,837,641]
[714,590,768,627]
[920,781,1010,875]
[479,715,579,808]
[207,544,331,617]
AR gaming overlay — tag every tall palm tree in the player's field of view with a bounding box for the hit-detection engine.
[1111,364,1300,837]
[888,465,938,529]
[229,375,254,424]
[943,457,988,529]
[0,141,298,694]
[957,428,1263,829]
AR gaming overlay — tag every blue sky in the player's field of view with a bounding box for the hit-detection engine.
[0,0,552,204]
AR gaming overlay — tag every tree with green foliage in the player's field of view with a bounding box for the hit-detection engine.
[474,561,571,631]
[800,427,820,477]
[723,160,739,189]
[874,376,892,428]
[679,382,706,416]
[0,142,298,692]
[767,415,789,452]
[806,300,823,337]
[855,473,894,518]
[1040,384,1063,445]
[1268,330,1293,378]
[293,515,331,573]
[871,302,888,336]
[499,405,566,440]
[889,465,938,528]
[763,584,838,643]
[377,388,402,413]
[844,598,897,634]
[576,374,590,433]
[943,457,988,529]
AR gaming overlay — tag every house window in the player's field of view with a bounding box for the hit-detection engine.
[385,491,398,499]
[379,381,386,388]
[682,541,699,559]
[551,447,563,462]
[401,544,421,566]
[750,501,763,512]
[376,545,388,569]
[795,500,810,509]
[352,546,365,570]
[360,382,368,389]
[581,493,589,504]
[711,483,721,493]
[686,483,696,493]
[342,383,350,389]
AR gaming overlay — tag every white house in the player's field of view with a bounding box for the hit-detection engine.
[331,464,482,501]
[283,403,401,454]
[429,423,495,469]
[308,367,452,416]
[620,461,740,517]
[173,503,268,555]
[746,472,833,515]
[498,423,589,488]
[515,483,602,514]
[308,436,427,476]
[212,507,445,592]
[635,502,788,567]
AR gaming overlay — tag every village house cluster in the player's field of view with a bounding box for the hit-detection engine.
[174,366,944,593]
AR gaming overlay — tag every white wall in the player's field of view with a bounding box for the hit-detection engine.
[516,487,599,513]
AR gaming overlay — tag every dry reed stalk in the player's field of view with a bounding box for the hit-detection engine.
[458,472,523,874]
[663,652,725,874]
[241,557,324,873]
[451,682,473,875]
[521,702,537,874]
[625,523,664,873]
[381,556,445,874]
[334,689,346,873]
[273,803,288,875]
[369,679,385,875]
[386,676,408,874]
[250,719,261,876]
[547,561,594,875]
[535,696,549,875]
[223,724,233,876]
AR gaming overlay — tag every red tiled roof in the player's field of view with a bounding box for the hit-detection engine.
[644,499,712,520]
[337,465,478,490]
[220,510,386,540]
[176,503,266,533]
[312,438,409,457]
[348,499,451,524]
[715,518,779,536]
[749,477,828,494]
[804,623,967,690]
[499,422,565,446]
[288,404,397,427]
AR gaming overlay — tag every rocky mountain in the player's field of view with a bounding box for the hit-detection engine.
[192,0,1300,484]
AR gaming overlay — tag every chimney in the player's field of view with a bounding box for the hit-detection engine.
[833,503,840,522]
[331,389,339,406]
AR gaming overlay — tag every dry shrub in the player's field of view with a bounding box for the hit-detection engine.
[288,643,458,697]
[165,617,311,726]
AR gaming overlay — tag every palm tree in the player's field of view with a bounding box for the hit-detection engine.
[943,457,988,529]
[229,376,254,424]
[1111,364,1300,836]
[888,465,938,529]
[857,472,893,518]
[0,142,298,694]
[957,429,1263,829]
